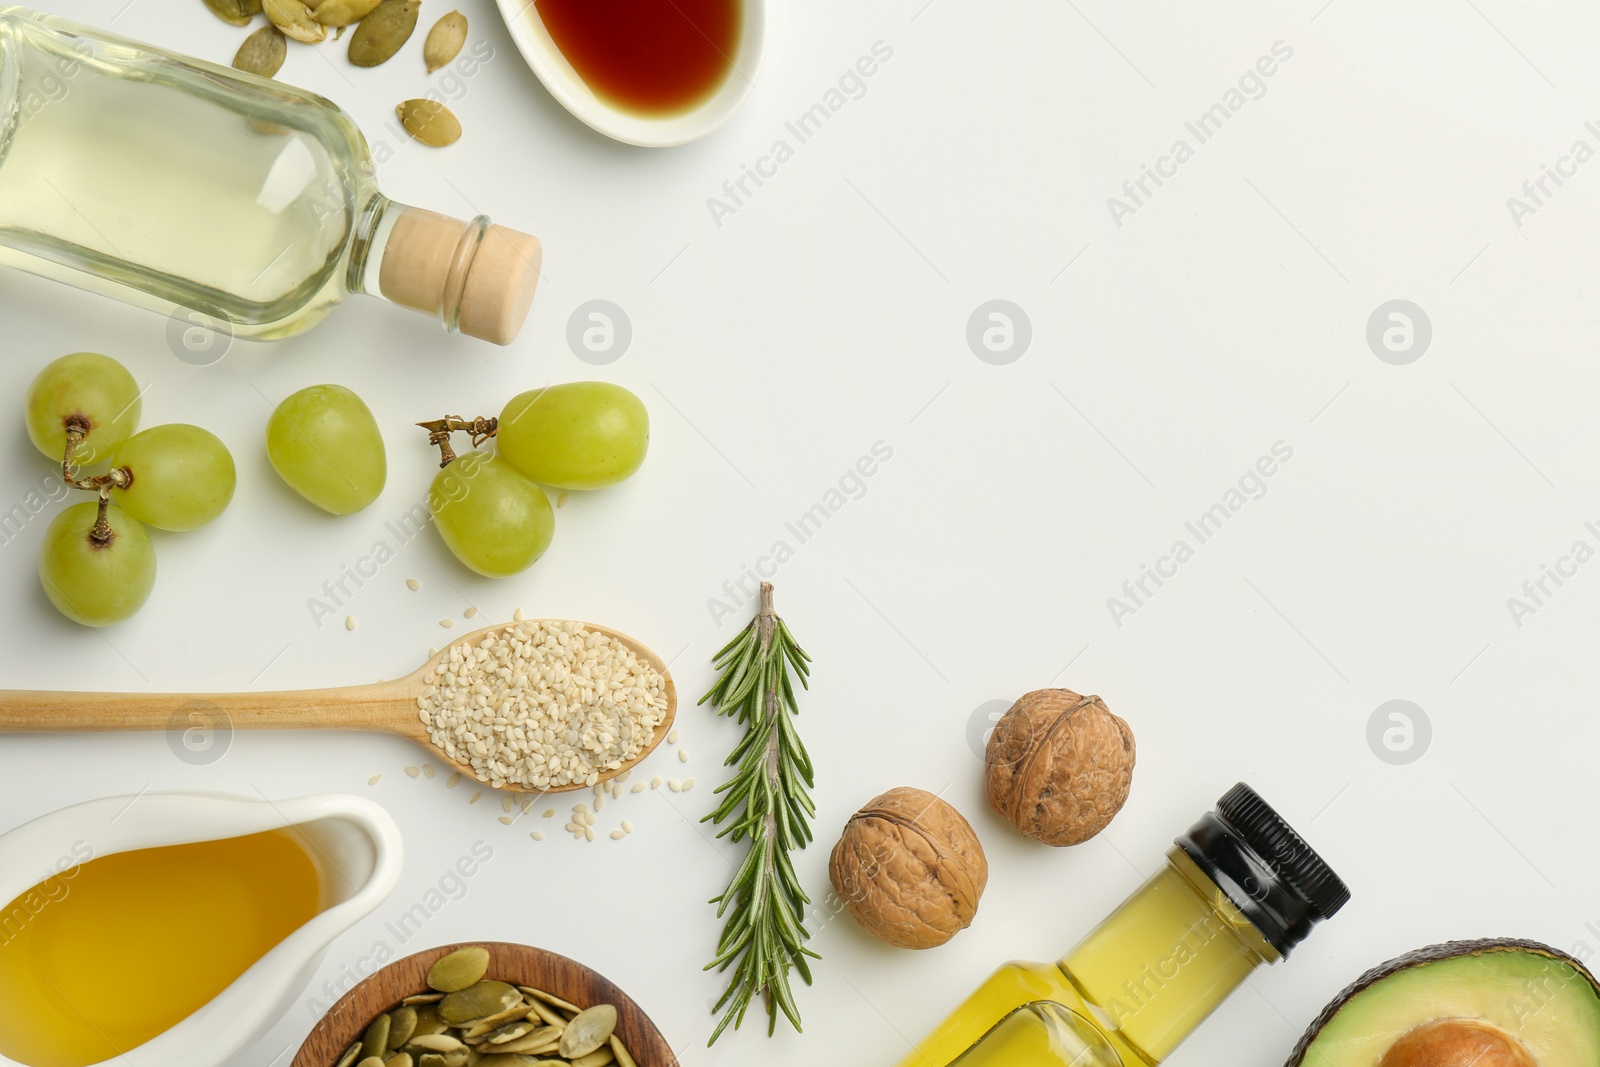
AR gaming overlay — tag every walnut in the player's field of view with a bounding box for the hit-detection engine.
[828,786,988,950]
[985,688,1135,846]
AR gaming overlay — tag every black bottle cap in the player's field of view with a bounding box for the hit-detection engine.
[1175,782,1351,956]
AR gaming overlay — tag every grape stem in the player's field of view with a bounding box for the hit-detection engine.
[61,417,131,545]
[416,415,498,469]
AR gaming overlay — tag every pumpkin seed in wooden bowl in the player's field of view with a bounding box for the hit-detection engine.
[294,943,673,1067]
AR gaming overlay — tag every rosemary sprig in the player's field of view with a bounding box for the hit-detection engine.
[699,581,818,1043]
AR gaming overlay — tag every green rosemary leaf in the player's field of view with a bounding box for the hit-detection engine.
[700,582,817,1044]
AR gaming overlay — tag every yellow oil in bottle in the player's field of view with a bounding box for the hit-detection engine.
[896,785,1351,1067]
[0,829,322,1067]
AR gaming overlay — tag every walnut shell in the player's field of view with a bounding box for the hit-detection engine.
[829,786,988,950]
[985,688,1135,846]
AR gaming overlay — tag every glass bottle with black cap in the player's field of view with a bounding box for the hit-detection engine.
[894,783,1351,1067]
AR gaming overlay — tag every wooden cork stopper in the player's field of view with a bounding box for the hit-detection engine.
[379,208,542,346]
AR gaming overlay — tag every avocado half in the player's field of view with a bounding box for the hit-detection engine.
[1286,939,1600,1067]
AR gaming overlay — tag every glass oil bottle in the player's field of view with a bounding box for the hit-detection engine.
[897,783,1351,1067]
[0,7,540,345]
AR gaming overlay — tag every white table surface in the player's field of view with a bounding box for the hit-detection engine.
[4,2,1599,1065]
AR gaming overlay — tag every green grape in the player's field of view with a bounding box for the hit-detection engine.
[430,452,553,577]
[39,501,156,627]
[266,384,386,515]
[25,352,142,465]
[109,424,236,532]
[495,382,649,491]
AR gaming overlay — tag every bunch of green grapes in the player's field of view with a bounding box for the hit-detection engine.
[420,382,649,577]
[24,353,236,627]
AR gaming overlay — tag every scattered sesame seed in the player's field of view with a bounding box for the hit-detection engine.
[611,784,622,799]
[502,796,513,813]
[631,782,646,794]
[368,774,382,785]
[439,619,455,629]
[667,729,679,744]
[683,778,696,790]
[678,749,689,763]
[405,766,420,778]
[530,831,545,841]
[422,764,435,779]
[429,647,439,658]
[565,822,581,833]
[498,816,513,825]
[446,772,461,788]
[543,808,556,818]
[668,780,682,792]
[651,776,662,789]
[621,820,634,833]
[520,798,533,813]
[557,491,570,508]
[513,608,525,621]
[469,792,482,804]
[407,578,421,591]
[574,803,589,814]
[609,829,625,840]
[595,796,606,812]
[583,812,597,827]
[584,827,596,842]
[464,606,478,619]
[345,615,357,631]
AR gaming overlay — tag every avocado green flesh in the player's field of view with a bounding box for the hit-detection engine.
[1297,948,1600,1066]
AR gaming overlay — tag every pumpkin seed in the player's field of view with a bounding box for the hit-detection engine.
[439,980,519,1026]
[383,1055,413,1067]
[475,1057,540,1067]
[571,1049,615,1067]
[362,1013,392,1060]
[204,0,262,26]
[402,993,445,1006]
[518,987,580,1014]
[232,24,286,77]
[334,1041,363,1067]
[411,1005,449,1037]
[416,1056,446,1067]
[484,1021,535,1045]
[313,0,381,25]
[355,1058,386,1067]
[462,1002,535,1038]
[424,11,467,72]
[485,1029,561,1055]
[348,0,419,67]
[264,0,326,42]
[388,1005,418,1048]
[427,946,491,993]
[559,1005,617,1060]
[407,1034,463,1052]
[608,1035,637,1067]
[524,997,568,1029]
[397,99,462,148]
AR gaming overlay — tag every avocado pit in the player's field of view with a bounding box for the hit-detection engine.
[1379,1019,1538,1067]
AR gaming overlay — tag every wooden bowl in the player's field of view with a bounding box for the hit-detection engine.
[292,942,678,1067]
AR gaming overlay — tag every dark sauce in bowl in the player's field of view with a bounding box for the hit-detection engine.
[534,0,743,116]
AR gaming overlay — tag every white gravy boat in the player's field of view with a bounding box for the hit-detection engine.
[0,792,403,1067]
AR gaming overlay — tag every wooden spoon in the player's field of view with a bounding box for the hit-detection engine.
[292,941,677,1067]
[0,621,677,795]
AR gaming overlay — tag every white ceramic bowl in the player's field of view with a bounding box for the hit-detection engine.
[492,0,765,147]
[0,792,403,1067]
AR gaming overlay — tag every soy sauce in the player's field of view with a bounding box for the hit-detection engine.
[534,0,742,116]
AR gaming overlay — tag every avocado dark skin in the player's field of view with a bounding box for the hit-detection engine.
[1286,938,1600,1067]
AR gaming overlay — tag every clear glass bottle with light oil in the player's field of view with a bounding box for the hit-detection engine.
[0,7,540,345]
[897,783,1351,1067]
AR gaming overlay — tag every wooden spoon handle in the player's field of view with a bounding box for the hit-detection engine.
[0,683,410,733]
